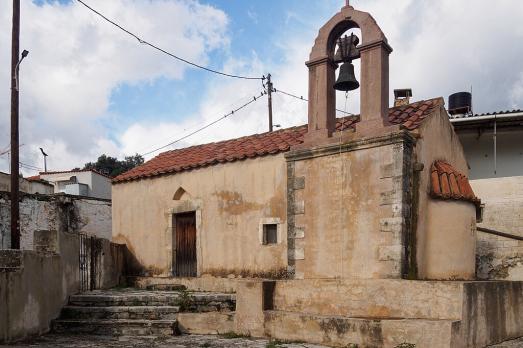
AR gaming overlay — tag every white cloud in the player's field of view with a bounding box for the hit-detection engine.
[2,0,523,172]
[0,0,229,174]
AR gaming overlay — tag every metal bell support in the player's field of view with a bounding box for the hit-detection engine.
[333,33,360,92]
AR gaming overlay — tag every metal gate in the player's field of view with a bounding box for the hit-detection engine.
[79,234,102,292]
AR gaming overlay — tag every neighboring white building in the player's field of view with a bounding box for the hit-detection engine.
[451,109,523,280]
[0,171,54,195]
[37,169,112,200]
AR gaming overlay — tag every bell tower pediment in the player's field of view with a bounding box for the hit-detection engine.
[303,4,395,146]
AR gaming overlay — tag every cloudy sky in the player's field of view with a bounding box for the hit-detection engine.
[1,0,522,175]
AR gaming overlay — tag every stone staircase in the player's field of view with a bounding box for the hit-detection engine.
[52,288,235,336]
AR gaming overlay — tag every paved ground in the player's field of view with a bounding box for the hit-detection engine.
[489,337,523,347]
[6,334,329,348]
[7,333,523,347]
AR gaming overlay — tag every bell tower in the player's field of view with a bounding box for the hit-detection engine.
[303,2,393,145]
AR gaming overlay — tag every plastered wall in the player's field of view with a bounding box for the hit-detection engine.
[286,133,414,280]
[112,154,288,277]
[414,107,477,279]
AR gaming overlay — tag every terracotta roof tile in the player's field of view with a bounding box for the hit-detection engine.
[114,98,442,183]
[430,160,480,206]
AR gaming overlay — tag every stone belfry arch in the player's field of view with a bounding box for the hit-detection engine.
[304,1,393,144]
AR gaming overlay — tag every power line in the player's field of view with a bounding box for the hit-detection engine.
[20,161,42,170]
[76,0,263,81]
[135,91,262,155]
[274,88,354,115]
[141,91,266,157]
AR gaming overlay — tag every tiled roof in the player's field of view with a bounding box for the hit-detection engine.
[430,160,480,206]
[26,175,41,181]
[114,98,442,184]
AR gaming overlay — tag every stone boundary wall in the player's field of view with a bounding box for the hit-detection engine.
[0,191,111,249]
[472,176,523,280]
[0,235,125,343]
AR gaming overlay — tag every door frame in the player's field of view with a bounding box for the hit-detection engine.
[165,199,202,277]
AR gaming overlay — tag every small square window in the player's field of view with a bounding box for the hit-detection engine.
[263,224,278,245]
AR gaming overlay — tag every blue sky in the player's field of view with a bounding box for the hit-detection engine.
[1,0,523,174]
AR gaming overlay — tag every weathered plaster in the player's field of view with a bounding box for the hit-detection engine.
[0,192,111,250]
[112,154,288,277]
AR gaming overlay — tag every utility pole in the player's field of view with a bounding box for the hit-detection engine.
[267,74,274,132]
[10,0,20,249]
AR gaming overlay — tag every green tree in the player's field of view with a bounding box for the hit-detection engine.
[83,154,144,178]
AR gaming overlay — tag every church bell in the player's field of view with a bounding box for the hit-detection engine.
[334,62,359,92]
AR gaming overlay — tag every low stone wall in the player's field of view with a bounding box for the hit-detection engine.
[0,191,111,249]
[472,177,523,280]
[234,279,523,347]
[0,234,125,343]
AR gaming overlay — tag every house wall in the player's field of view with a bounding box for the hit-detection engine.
[0,172,53,194]
[285,132,415,280]
[39,171,111,200]
[90,172,112,200]
[473,176,523,280]
[458,129,523,180]
[414,107,477,280]
[0,192,112,249]
[112,154,288,277]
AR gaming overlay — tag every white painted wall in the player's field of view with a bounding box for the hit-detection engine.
[458,130,523,180]
[0,192,112,250]
[39,171,111,200]
[0,172,53,194]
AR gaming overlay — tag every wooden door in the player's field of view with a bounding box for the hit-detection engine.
[174,212,197,277]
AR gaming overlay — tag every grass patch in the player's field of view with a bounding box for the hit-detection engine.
[219,331,251,339]
[266,339,306,347]
[395,344,415,348]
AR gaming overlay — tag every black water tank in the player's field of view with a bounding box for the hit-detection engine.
[448,92,472,115]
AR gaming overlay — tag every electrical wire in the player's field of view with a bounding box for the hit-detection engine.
[141,91,266,157]
[135,91,263,155]
[76,0,263,81]
[273,88,354,115]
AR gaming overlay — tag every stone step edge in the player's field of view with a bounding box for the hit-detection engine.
[62,305,181,312]
[52,319,178,326]
[69,294,235,301]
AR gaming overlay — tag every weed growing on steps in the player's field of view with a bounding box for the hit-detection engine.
[219,331,251,339]
[176,289,193,311]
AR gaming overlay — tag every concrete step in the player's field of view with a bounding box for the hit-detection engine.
[60,305,180,320]
[69,291,235,312]
[264,310,460,348]
[52,319,178,336]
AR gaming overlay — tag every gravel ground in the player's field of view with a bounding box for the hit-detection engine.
[4,334,329,348]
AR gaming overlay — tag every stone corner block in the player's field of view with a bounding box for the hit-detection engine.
[378,245,404,262]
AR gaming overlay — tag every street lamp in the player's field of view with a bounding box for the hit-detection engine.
[39,148,48,172]
[14,49,28,91]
